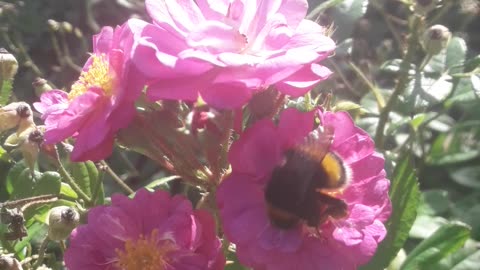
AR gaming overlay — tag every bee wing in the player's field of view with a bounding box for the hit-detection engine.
[296,124,334,162]
[289,125,335,204]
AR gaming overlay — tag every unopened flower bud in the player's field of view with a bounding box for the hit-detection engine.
[73,28,83,39]
[47,206,80,241]
[47,19,60,31]
[423,24,451,55]
[0,48,18,81]
[32,77,52,97]
[0,255,23,270]
[35,265,52,270]
[248,88,283,121]
[187,107,219,136]
[61,22,73,33]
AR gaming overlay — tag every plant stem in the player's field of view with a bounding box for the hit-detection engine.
[370,1,405,56]
[327,59,361,99]
[32,236,49,269]
[375,15,422,149]
[99,161,134,195]
[90,166,105,205]
[54,146,91,202]
[348,61,386,109]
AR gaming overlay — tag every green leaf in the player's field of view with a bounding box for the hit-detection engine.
[464,54,480,73]
[33,171,61,196]
[10,168,41,199]
[308,0,345,18]
[417,190,450,216]
[329,0,369,41]
[13,222,45,259]
[410,215,448,239]
[334,38,353,56]
[453,204,480,240]
[0,146,12,162]
[427,37,467,75]
[451,250,480,270]
[69,161,98,190]
[451,193,480,229]
[381,59,416,75]
[400,222,471,270]
[427,121,480,165]
[5,161,27,195]
[0,79,13,106]
[360,155,420,270]
[59,182,78,200]
[410,114,426,131]
[68,161,103,204]
[446,37,468,74]
[471,74,480,97]
[445,77,479,106]
[449,167,480,189]
[419,73,453,103]
[431,240,480,270]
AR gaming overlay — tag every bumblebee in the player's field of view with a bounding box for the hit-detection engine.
[265,126,350,229]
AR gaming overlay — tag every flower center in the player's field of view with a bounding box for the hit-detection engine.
[115,230,176,270]
[68,54,114,100]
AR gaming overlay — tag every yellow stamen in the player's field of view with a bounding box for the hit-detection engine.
[68,54,115,100]
[115,230,176,270]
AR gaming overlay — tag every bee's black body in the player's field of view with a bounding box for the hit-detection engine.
[264,127,349,229]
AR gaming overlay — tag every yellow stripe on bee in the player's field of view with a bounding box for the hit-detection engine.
[321,153,344,188]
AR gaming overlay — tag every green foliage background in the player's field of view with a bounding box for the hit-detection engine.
[1,0,480,269]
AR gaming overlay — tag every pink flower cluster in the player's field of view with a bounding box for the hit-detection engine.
[33,0,392,269]
[65,189,225,270]
[131,0,334,108]
[34,0,335,160]
[217,108,391,269]
[34,25,145,161]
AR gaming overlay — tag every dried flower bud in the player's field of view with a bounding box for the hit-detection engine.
[0,255,23,270]
[248,88,283,122]
[460,0,480,16]
[4,125,43,171]
[47,206,80,241]
[32,77,52,97]
[0,48,18,81]
[28,129,44,144]
[423,24,451,55]
[23,127,44,170]
[0,102,33,133]
[16,104,31,119]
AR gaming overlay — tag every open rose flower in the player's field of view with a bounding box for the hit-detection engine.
[65,189,225,270]
[130,0,335,109]
[33,23,144,161]
[217,108,391,269]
